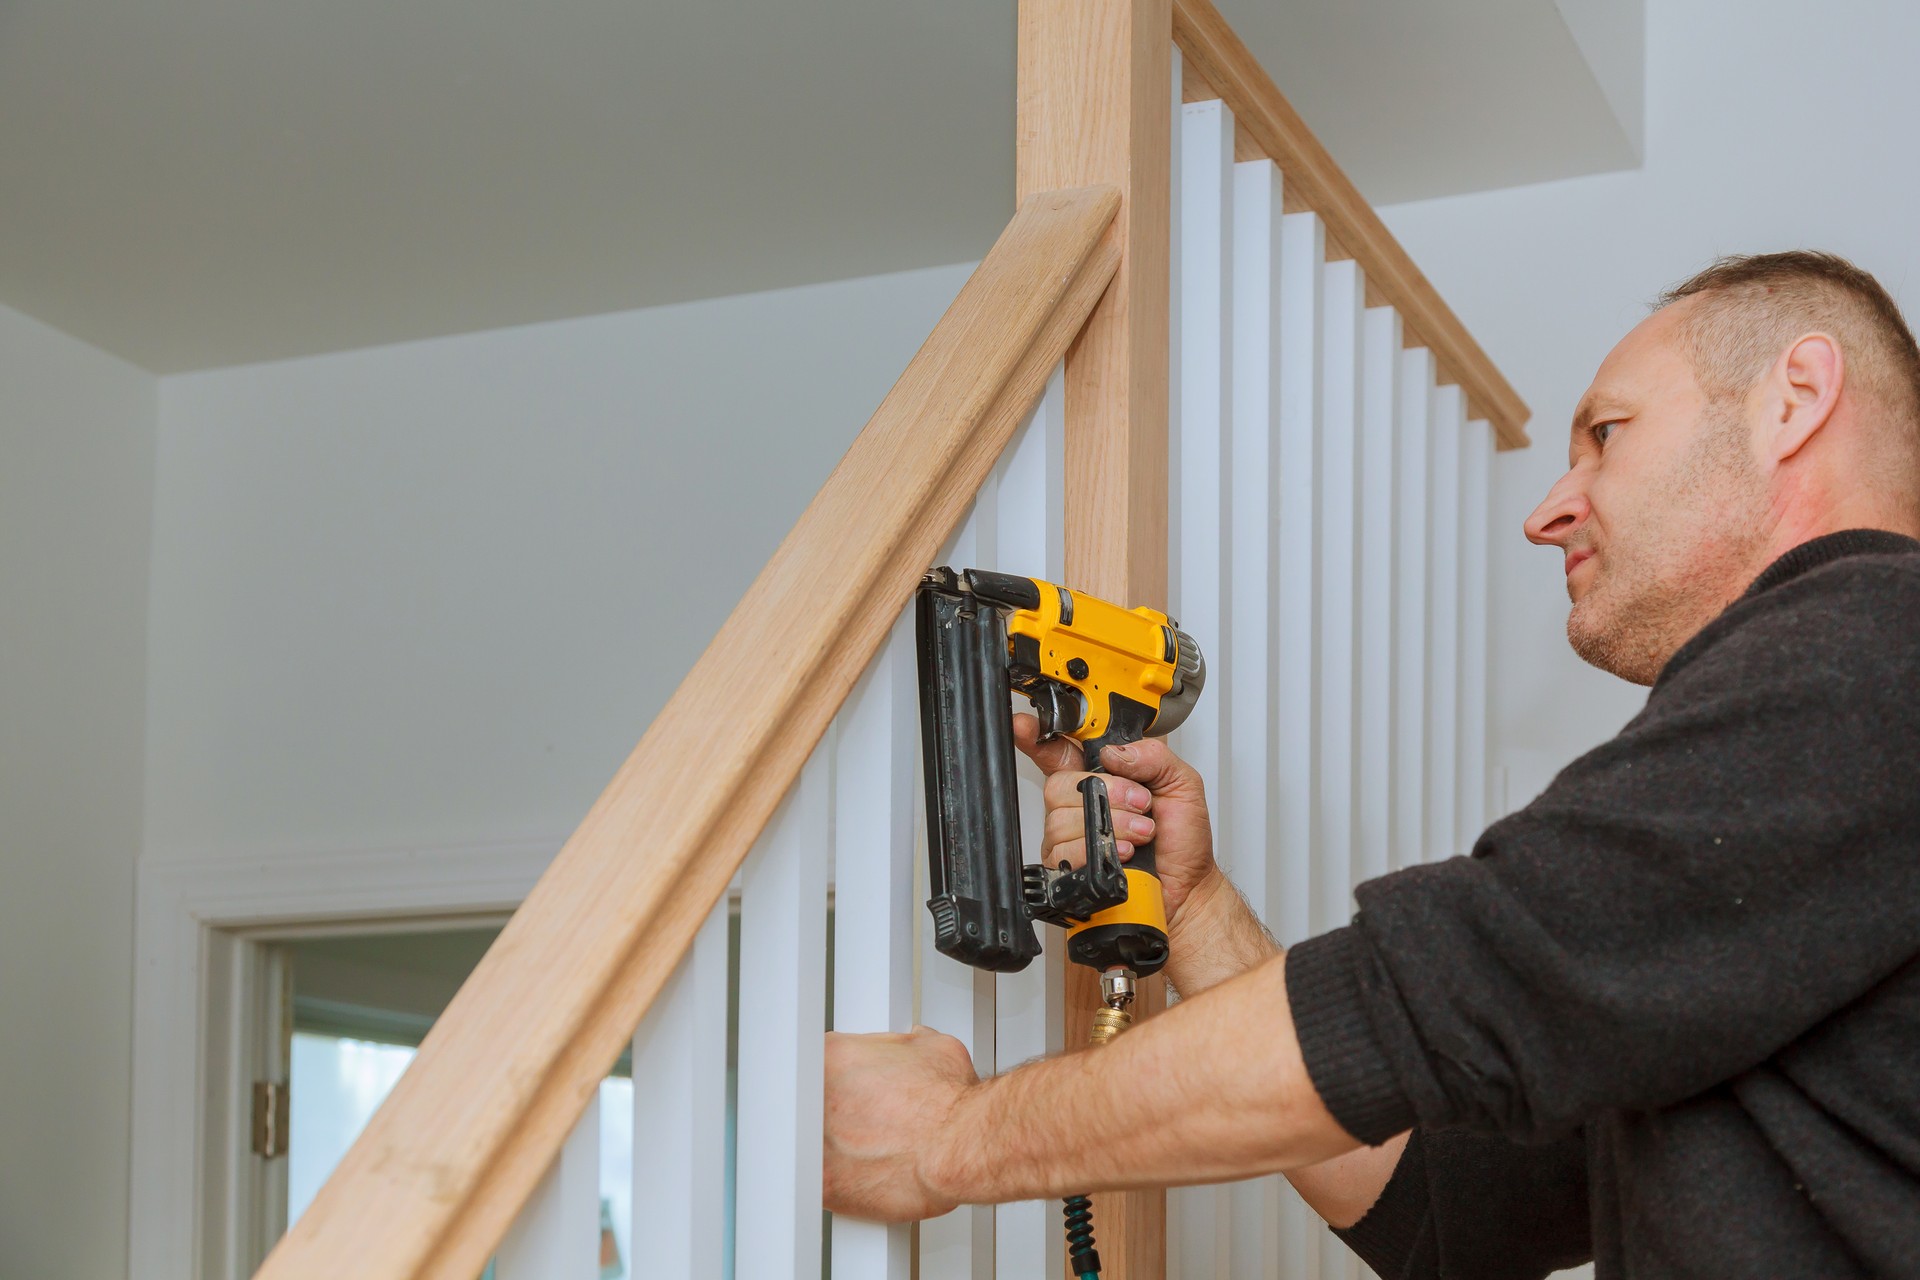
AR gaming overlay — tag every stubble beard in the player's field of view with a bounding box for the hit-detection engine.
[1566,405,1769,685]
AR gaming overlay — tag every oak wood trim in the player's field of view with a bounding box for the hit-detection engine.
[1019,3,1172,1275]
[1173,0,1531,447]
[251,185,1123,1280]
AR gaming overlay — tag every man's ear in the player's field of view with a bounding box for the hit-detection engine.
[1766,332,1843,462]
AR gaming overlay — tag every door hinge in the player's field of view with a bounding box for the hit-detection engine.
[251,1080,289,1159]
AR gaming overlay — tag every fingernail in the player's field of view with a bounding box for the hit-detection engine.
[1129,816,1154,838]
[1129,784,1152,809]
[1113,744,1137,764]
[1116,840,1134,857]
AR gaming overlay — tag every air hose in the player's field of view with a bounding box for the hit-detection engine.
[1063,1193,1101,1278]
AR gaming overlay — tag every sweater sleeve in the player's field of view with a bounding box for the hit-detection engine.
[1288,558,1920,1143]
[1334,1128,1591,1280]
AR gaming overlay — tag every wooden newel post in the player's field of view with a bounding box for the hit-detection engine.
[1017,3,1173,1277]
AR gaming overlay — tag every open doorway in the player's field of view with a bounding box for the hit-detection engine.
[137,848,759,1280]
[234,922,638,1279]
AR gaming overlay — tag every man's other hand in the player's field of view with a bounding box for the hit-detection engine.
[823,1027,975,1223]
[1012,715,1218,923]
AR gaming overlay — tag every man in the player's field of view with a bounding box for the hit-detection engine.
[821,252,1920,1278]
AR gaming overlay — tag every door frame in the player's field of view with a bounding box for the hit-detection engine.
[128,839,556,1280]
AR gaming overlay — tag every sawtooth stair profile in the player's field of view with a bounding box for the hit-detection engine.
[254,3,1528,1279]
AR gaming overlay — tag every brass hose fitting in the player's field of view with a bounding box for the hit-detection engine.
[1089,1004,1134,1045]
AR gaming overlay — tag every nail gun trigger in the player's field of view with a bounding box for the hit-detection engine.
[1025,680,1084,740]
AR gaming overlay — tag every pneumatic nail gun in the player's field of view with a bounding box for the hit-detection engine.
[915,566,1206,984]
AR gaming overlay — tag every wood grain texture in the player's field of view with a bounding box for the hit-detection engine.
[1172,0,1531,448]
[1018,4,1171,1277]
[251,184,1122,1280]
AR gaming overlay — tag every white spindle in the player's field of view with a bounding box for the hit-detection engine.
[1223,160,1281,916]
[830,608,920,1280]
[1392,350,1435,872]
[1316,259,1364,938]
[1356,307,1402,889]
[1172,95,1234,825]
[1457,421,1493,848]
[1314,260,1367,1280]
[992,373,1067,1280]
[1274,209,1324,946]
[630,902,729,1276]
[493,1092,601,1279]
[990,369,1065,589]
[1276,206,1327,1280]
[1166,96,1236,1280]
[1218,153,1289,1280]
[1426,387,1464,863]
[736,748,832,1280]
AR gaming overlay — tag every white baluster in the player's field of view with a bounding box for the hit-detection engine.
[736,748,833,1280]
[1223,169,1281,916]
[1313,259,1367,1280]
[1174,94,1235,819]
[1356,307,1402,889]
[1166,93,1236,1280]
[1275,207,1327,1280]
[630,902,728,1276]
[1393,350,1436,873]
[1316,259,1364,938]
[1457,421,1494,849]
[494,1091,601,1279]
[1220,153,1289,1280]
[991,370,1067,1280]
[830,609,919,1280]
[1426,388,1464,863]
[1274,208,1324,949]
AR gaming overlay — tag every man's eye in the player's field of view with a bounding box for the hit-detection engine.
[1594,421,1620,447]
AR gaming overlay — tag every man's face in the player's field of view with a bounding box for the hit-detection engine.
[1524,300,1770,685]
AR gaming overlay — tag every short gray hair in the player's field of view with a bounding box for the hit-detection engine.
[1657,251,1920,437]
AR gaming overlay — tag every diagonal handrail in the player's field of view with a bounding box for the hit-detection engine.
[254,184,1123,1280]
[1173,0,1532,448]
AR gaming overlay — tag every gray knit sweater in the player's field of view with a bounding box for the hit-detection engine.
[1286,529,1920,1278]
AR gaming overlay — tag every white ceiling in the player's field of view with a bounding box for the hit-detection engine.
[0,0,1641,373]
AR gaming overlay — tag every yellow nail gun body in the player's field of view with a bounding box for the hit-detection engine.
[915,567,1206,979]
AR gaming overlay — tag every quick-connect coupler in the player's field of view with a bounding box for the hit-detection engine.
[1088,966,1138,1046]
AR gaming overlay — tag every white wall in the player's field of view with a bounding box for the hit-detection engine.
[146,262,970,860]
[148,2,1920,873]
[0,303,155,1279]
[1381,0,1920,809]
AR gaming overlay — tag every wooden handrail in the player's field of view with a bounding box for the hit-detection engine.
[254,184,1122,1280]
[1172,0,1532,449]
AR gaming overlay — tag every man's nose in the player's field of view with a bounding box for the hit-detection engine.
[1525,470,1590,547]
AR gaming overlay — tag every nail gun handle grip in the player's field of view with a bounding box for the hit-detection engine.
[1083,754,1156,878]
[1074,777,1133,900]
[1069,774,1170,976]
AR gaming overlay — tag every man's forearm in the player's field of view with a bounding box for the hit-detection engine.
[1165,867,1280,997]
[920,951,1357,1204]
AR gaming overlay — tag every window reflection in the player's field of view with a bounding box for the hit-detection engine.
[287,1030,633,1277]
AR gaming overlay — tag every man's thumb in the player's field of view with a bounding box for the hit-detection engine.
[1096,738,1192,793]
